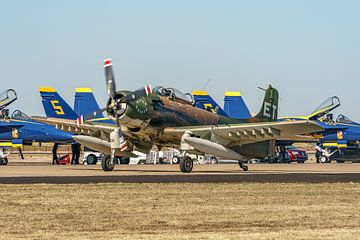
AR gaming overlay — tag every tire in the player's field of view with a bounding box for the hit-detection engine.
[336,160,345,163]
[138,160,146,165]
[101,155,115,171]
[297,160,305,164]
[86,154,98,165]
[319,156,329,163]
[172,156,180,164]
[0,157,8,165]
[238,161,248,171]
[180,156,193,173]
[210,156,218,164]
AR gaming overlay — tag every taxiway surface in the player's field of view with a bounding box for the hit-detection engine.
[0,163,359,184]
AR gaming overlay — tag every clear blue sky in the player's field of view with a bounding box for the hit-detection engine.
[1,1,359,120]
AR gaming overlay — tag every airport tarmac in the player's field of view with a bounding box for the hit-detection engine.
[1,162,360,184]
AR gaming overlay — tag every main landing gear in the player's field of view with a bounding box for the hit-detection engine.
[102,155,115,171]
[179,156,194,173]
[238,160,248,171]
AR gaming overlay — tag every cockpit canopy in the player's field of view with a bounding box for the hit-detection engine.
[309,96,340,120]
[0,89,17,110]
[153,86,194,105]
[336,114,356,124]
[11,110,31,121]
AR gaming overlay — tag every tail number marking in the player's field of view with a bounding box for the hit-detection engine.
[263,102,277,119]
[50,100,65,115]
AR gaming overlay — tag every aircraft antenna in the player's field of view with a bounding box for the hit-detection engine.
[201,77,211,91]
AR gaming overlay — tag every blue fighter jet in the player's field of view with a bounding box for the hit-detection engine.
[0,89,73,165]
[194,90,360,163]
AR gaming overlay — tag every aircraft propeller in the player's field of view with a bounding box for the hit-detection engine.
[103,58,153,164]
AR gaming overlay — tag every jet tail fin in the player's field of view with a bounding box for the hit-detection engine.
[223,91,251,119]
[253,85,279,122]
[38,87,78,120]
[74,88,104,119]
[192,90,228,117]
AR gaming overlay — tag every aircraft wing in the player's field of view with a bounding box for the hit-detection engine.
[162,120,323,145]
[30,116,143,141]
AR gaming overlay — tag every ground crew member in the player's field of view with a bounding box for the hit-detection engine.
[71,143,81,165]
[52,143,59,165]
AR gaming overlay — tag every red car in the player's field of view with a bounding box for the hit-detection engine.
[285,145,308,163]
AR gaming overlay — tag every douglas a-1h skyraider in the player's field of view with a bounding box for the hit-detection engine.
[34,59,322,173]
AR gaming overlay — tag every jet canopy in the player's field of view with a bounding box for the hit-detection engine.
[12,110,31,121]
[0,89,17,110]
[153,86,194,105]
[309,96,340,120]
[336,114,357,125]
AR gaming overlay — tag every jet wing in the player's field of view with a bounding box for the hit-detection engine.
[162,120,323,145]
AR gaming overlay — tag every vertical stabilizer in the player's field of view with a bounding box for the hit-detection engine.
[74,88,104,119]
[38,87,78,120]
[192,90,228,117]
[223,91,251,119]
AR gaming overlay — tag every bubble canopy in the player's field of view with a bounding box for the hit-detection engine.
[309,96,340,120]
[0,89,17,110]
[153,86,194,104]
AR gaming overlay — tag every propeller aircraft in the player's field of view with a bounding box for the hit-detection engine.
[33,59,323,173]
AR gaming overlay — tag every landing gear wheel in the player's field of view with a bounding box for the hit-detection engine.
[319,156,329,163]
[102,155,115,171]
[238,161,248,171]
[180,156,193,173]
[210,156,218,164]
[0,157,8,165]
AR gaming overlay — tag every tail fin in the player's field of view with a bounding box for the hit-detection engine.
[192,90,228,117]
[254,85,279,122]
[74,88,104,119]
[38,87,78,120]
[223,91,251,119]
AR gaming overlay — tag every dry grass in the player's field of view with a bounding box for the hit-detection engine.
[0,183,359,240]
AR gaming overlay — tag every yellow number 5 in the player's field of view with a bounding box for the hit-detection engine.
[50,100,65,115]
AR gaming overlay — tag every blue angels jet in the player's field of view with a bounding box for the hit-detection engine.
[194,90,360,163]
[0,89,73,165]
[283,97,360,163]
[33,58,322,173]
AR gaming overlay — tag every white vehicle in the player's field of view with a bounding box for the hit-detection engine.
[82,151,104,165]
[129,151,147,165]
[0,147,10,165]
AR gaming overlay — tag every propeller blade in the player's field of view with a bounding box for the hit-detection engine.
[83,107,108,121]
[104,58,116,99]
